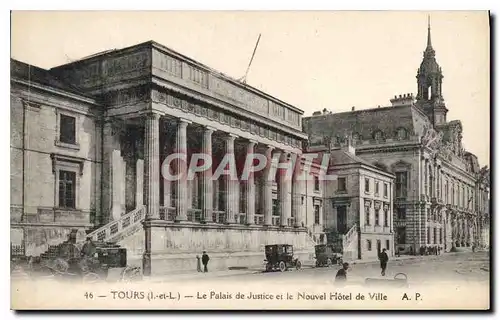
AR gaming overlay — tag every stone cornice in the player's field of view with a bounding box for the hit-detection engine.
[150,41,304,115]
[151,80,307,140]
[11,78,99,106]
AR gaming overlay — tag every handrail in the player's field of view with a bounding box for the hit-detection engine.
[342,223,357,247]
[85,206,146,243]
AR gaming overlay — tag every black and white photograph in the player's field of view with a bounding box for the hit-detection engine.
[8,10,490,310]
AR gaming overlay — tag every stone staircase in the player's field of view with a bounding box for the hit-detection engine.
[341,223,359,261]
[86,206,146,244]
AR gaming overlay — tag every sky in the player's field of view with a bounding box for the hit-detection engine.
[10,11,490,166]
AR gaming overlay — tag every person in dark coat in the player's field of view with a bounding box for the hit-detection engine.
[335,262,349,285]
[81,237,97,258]
[201,251,210,273]
[379,248,389,276]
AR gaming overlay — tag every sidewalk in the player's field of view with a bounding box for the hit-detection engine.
[141,253,457,283]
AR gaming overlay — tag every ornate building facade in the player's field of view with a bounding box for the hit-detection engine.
[306,141,396,260]
[10,41,329,275]
[303,22,489,254]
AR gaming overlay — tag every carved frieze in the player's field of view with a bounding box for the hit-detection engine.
[151,89,302,147]
[105,86,149,106]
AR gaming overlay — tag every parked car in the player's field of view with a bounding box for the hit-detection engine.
[264,244,302,272]
[314,244,343,267]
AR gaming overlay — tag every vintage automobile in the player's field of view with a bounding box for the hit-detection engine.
[19,239,140,283]
[314,244,343,267]
[264,244,302,272]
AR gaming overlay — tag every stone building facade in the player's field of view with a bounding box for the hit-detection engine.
[307,141,395,260]
[10,41,328,274]
[303,23,489,254]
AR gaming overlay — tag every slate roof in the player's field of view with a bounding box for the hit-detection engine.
[329,148,374,167]
[10,59,93,98]
[303,104,431,141]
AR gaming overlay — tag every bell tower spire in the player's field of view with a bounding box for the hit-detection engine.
[416,15,448,126]
[426,15,433,50]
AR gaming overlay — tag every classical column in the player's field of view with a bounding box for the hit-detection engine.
[261,146,275,226]
[292,153,302,227]
[201,126,215,222]
[142,112,161,277]
[278,152,292,227]
[223,134,238,224]
[144,112,161,220]
[245,140,257,225]
[174,118,191,221]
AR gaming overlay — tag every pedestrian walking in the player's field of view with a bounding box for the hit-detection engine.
[335,262,349,285]
[201,251,210,273]
[379,248,389,276]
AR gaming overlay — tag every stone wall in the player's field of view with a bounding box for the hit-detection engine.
[119,223,316,274]
[12,226,88,256]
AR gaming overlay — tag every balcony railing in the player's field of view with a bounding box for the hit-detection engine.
[254,214,264,225]
[212,211,226,224]
[159,207,176,221]
[187,209,202,222]
[237,213,247,225]
[272,216,281,226]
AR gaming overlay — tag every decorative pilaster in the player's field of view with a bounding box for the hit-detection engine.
[292,153,302,227]
[245,140,257,225]
[278,152,292,227]
[201,126,215,222]
[144,112,161,219]
[224,134,238,224]
[262,146,275,226]
[174,118,191,221]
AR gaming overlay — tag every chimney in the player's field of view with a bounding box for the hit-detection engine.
[342,135,356,155]
[352,106,355,111]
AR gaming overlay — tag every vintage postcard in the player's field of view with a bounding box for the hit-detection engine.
[10,10,490,310]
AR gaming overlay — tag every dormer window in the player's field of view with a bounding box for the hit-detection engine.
[397,127,408,140]
[374,130,384,141]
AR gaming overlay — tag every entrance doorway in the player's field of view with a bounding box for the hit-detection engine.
[337,206,347,234]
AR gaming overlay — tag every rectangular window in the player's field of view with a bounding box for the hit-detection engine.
[397,227,406,245]
[383,183,388,197]
[384,210,389,226]
[239,182,246,213]
[375,209,380,226]
[365,208,370,226]
[367,240,372,251]
[395,172,408,198]
[314,176,320,191]
[58,170,76,208]
[338,177,346,192]
[397,207,406,220]
[386,240,390,250]
[365,178,370,192]
[375,181,379,195]
[60,114,76,144]
[445,180,449,203]
[272,199,280,216]
[314,205,320,224]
